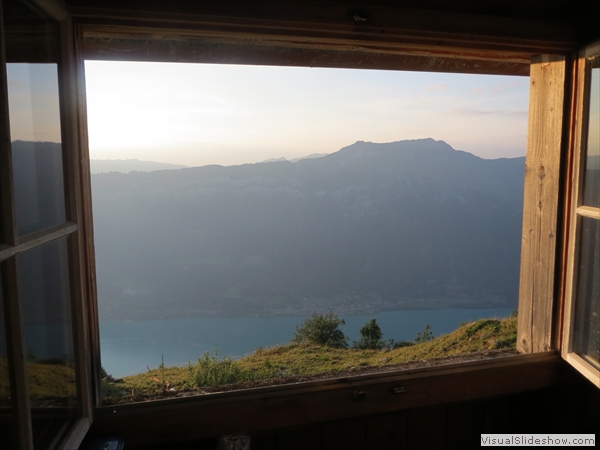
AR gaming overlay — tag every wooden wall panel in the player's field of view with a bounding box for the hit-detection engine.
[365,411,407,450]
[276,424,322,450]
[518,54,567,354]
[321,418,365,450]
[251,432,278,450]
[445,401,485,450]
[406,406,446,450]
[482,397,510,434]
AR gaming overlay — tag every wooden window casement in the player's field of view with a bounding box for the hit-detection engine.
[0,0,597,448]
[0,0,93,449]
[561,40,600,388]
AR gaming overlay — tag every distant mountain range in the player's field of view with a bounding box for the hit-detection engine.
[90,159,188,174]
[91,138,526,321]
[262,153,328,163]
[90,153,330,174]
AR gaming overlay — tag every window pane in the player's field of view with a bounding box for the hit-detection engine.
[0,271,15,449]
[572,216,600,369]
[4,0,66,236]
[8,65,66,236]
[582,56,600,208]
[17,238,77,448]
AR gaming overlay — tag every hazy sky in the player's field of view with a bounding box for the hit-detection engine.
[7,63,62,143]
[85,62,527,166]
[5,61,530,167]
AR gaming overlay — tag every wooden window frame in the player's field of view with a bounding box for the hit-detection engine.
[560,40,600,388]
[4,1,597,447]
[0,0,93,448]
[77,24,580,447]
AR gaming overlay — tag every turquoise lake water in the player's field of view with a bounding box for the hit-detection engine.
[100,307,514,377]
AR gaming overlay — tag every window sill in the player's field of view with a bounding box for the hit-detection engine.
[90,351,564,448]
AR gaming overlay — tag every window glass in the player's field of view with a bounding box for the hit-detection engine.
[8,65,66,237]
[582,56,599,208]
[572,217,600,369]
[17,238,77,448]
[4,0,65,237]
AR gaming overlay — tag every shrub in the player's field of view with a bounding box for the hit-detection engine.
[353,318,387,349]
[188,351,245,387]
[389,340,414,349]
[187,351,283,388]
[414,324,434,343]
[465,319,500,337]
[292,313,349,348]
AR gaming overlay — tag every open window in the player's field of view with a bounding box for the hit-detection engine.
[81,22,593,446]
[0,0,92,448]
[561,41,600,387]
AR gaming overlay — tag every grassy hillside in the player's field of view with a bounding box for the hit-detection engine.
[102,316,517,404]
[0,359,76,406]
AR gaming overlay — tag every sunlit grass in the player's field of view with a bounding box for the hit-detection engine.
[103,316,517,403]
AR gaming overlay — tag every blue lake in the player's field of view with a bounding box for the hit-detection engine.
[100,307,514,377]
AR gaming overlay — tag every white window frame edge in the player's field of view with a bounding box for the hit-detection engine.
[560,39,600,388]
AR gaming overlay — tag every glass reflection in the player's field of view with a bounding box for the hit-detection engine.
[4,0,66,237]
[573,217,600,369]
[17,238,77,447]
[7,64,66,237]
[582,56,600,208]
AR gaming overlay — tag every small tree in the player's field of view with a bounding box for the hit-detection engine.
[354,318,386,349]
[292,312,349,348]
[414,324,434,343]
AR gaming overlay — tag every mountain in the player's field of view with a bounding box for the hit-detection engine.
[91,139,525,320]
[11,140,66,236]
[90,159,188,174]
[262,153,328,163]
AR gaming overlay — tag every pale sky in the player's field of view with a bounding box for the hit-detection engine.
[83,61,531,166]
[7,63,62,143]
[12,61,532,167]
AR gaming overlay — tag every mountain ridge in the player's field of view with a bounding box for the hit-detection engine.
[89,158,189,174]
[91,138,525,321]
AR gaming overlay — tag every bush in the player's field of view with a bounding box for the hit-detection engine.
[353,318,387,349]
[187,351,282,388]
[188,351,245,387]
[414,324,434,343]
[292,313,349,348]
[389,340,414,349]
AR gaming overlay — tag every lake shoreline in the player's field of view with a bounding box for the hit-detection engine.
[99,307,515,377]
[99,300,515,322]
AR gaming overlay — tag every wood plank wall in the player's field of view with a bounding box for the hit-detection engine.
[124,367,599,450]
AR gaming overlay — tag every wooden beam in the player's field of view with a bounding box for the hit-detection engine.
[1,260,33,450]
[70,0,586,77]
[72,22,103,409]
[70,1,582,54]
[0,222,78,262]
[56,7,96,435]
[81,31,530,76]
[0,3,17,247]
[518,55,567,354]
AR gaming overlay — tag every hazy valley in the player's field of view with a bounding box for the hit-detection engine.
[90,138,525,321]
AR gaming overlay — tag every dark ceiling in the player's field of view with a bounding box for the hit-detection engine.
[63,0,597,21]
[64,0,599,44]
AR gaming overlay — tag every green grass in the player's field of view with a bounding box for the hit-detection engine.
[1,359,77,406]
[103,316,517,403]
